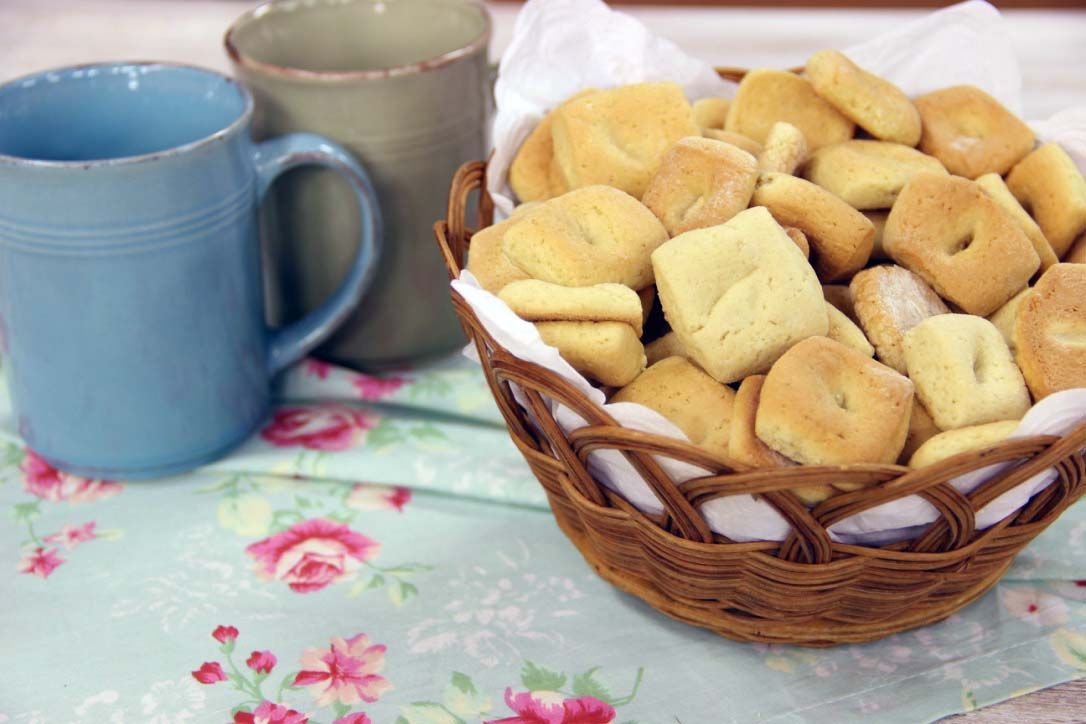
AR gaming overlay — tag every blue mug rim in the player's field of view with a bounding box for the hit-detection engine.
[0,61,254,170]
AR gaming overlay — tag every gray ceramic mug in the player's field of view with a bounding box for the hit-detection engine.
[225,0,490,368]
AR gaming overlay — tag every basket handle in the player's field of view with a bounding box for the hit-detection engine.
[438,160,494,281]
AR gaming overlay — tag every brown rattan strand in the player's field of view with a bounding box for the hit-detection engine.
[434,147,1086,645]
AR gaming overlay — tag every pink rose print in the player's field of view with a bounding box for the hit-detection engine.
[21,450,122,503]
[333,714,372,724]
[214,625,240,644]
[488,689,616,724]
[191,661,228,684]
[247,650,277,674]
[345,484,412,513]
[43,521,97,550]
[17,547,64,579]
[304,359,332,379]
[293,633,392,707]
[352,373,409,401]
[261,406,377,451]
[233,701,308,724]
[245,518,381,593]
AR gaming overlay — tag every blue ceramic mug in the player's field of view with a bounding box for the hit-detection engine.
[0,62,382,478]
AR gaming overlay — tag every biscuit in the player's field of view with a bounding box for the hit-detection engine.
[703,129,764,157]
[822,284,857,323]
[637,286,655,327]
[908,420,1020,469]
[864,210,890,260]
[729,375,796,468]
[1006,143,1086,258]
[915,85,1035,179]
[850,265,949,374]
[803,140,947,210]
[988,287,1032,354]
[805,50,922,147]
[756,336,913,465]
[611,356,735,458]
[652,206,828,383]
[900,398,942,464]
[976,173,1059,271]
[693,97,731,131]
[751,172,875,281]
[757,122,807,174]
[641,137,759,237]
[466,218,530,294]
[508,89,597,203]
[725,69,854,150]
[1067,235,1086,264]
[903,314,1031,430]
[884,172,1040,316]
[645,331,686,365]
[503,185,668,289]
[498,280,644,335]
[825,302,874,357]
[536,321,645,387]
[511,202,542,218]
[784,227,810,258]
[1015,263,1086,400]
[551,82,700,198]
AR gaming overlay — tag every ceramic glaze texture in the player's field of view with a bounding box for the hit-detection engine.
[227,0,491,368]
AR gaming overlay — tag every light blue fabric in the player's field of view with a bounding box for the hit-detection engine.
[1,355,1084,724]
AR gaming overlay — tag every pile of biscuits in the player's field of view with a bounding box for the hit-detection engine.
[469,50,1086,504]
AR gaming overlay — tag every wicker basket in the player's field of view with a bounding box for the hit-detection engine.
[433,158,1086,647]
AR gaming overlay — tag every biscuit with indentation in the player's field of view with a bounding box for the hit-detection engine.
[1006,143,1086,259]
[641,137,758,236]
[693,97,731,131]
[904,314,1030,430]
[536,321,645,387]
[726,69,854,150]
[730,375,798,469]
[703,129,763,157]
[915,85,1034,179]
[1015,263,1086,400]
[803,140,947,210]
[652,206,828,383]
[499,280,644,335]
[825,302,874,357]
[900,398,942,464]
[988,287,1032,354]
[751,172,874,281]
[850,265,949,374]
[976,173,1058,271]
[909,420,1019,469]
[503,185,668,289]
[756,336,913,465]
[758,122,807,174]
[805,50,922,146]
[611,356,735,458]
[466,218,530,294]
[884,172,1040,315]
[508,90,598,203]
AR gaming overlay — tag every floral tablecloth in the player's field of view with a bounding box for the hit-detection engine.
[2,354,1085,724]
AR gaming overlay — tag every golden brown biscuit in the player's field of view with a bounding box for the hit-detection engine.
[976,173,1058,272]
[693,97,731,131]
[822,284,857,323]
[908,420,1020,469]
[637,286,655,327]
[729,375,796,469]
[1066,235,1086,264]
[825,302,874,357]
[551,82,700,199]
[756,336,914,465]
[899,398,942,464]
[1006,143,1086,258]
[503,185,668,289]
[726,69,854,150]
[498,280,644,335]
[466,218,530,294]
[509,89,598,203]
[641,137,758,237]
[758,121,807,174]
[904,314,1031,430]
[988,287,1032,354]
[850,265,949,374]
[884,172,1040,316]
[805,50,921,146]
[1015,263,1086,400]
[644,331,685,366]
[915,85,1034,179]
[784,227,810,258]
[652,206,828,383]
[864,210,891,260]
[703,129,764,157]
[751,172,875,281]
[536,321,645,387]
[803,140,947,210]
[611,356,735,458]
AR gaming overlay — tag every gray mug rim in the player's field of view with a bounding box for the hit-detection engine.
[0,61,254,170]
[224,0,492,82]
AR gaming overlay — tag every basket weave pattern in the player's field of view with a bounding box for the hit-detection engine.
[434,160,1086,647]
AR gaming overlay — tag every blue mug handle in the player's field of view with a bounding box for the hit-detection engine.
[252,133,382,376]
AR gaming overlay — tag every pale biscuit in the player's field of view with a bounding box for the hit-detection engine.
[503,185,668,289]
[822,284,857,323]
[805,50,922,146]
[751,172,875,281]
[1006,143,1086,258]
[693,97,731,131]
[908,420,1020,469]
[757,122,807,174]
[900,398,942,464]
[498,280,644,335]
[903,314,1031,430]
[509,89,597,203]
[536,321,645,387]
[864,210,890,260]
[703,129,763,157]
[725,69,854,150]
[988,287,1032,354]
[850,265,949,374]
[803,140,947,210]
[511,202,542,218]
[466,218,530,294]
[976,173,1058,271]
[784,227,810,258]
[756,336,913,465]
[551,82,700,199]
[825,302,874,357]
[611,356,735,459]
[652,206,828,383]
[884,172,1040,316]
[637,286,655,327]
[641,137,759,237]
[1015,263,1086,400]
[1066,235,1086,264]
[915,85,1034,179]
[645,331,686,366]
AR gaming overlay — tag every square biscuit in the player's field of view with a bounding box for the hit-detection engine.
[825,302,874,357]
[1006,143,1086,259]
[536,320,645,387]
[499,280,644,335]
[466,217,530,294]
[803,140,947,210]
[1015,263,1086,400]
[988,287,1032,354]
[729,374,797,469]
[508,89,598,203]
[693,97,731,131]
[725,69,854,150]
[652,206,828,384]
[976,173,1059,271]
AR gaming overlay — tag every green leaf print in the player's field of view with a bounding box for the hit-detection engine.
[521,660,567,691]
[11,500,41,522]
[572,667,613,703]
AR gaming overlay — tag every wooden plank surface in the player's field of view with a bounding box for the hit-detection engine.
[941,677,1086,722]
